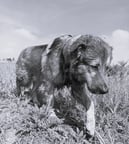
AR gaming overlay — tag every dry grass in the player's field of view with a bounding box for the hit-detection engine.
[0,62,129,144]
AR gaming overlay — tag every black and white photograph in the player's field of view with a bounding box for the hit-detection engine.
[0,0,129,143]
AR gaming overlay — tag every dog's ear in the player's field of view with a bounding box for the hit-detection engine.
[70,44,87,60]
[41,35,72,85]
[102,43,113,67]
[77,44,87,59]
[106,46,113,66]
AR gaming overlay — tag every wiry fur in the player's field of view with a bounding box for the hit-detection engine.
[16,34,112,137]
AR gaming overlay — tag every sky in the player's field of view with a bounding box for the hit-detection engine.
[0,0,129,64]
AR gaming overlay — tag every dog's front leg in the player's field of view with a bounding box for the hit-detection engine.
[86,100,95,137]
[71,83,95,138]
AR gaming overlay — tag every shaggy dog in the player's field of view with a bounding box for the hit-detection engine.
[16,35,112,137]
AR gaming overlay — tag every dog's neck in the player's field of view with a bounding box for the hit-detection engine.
[71,82,91,111]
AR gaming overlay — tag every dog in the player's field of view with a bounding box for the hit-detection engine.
[16,34,112,137]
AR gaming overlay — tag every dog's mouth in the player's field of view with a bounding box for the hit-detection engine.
[86,83,108,95]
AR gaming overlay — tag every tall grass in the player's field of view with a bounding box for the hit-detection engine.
[0,62,129,144]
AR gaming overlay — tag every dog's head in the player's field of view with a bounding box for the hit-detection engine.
[68,35,112,94]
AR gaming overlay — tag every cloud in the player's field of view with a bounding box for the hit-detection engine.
[0,17,129,65]
[101,29,129,64]
[0,27,37,59]
[0,19,54,59]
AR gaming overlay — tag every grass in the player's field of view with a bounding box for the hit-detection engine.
[0,62,129,144]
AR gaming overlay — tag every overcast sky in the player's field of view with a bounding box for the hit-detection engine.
[0,0,129,63]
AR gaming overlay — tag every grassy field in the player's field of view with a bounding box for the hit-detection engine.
[0,62,129,144]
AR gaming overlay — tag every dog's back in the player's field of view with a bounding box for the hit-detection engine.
[16,44,48,96]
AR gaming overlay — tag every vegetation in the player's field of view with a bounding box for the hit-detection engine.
[0,62,129,144]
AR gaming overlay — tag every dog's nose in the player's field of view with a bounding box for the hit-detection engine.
[101,84,108,94]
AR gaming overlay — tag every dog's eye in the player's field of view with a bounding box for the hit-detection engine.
[91,64,100,69]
